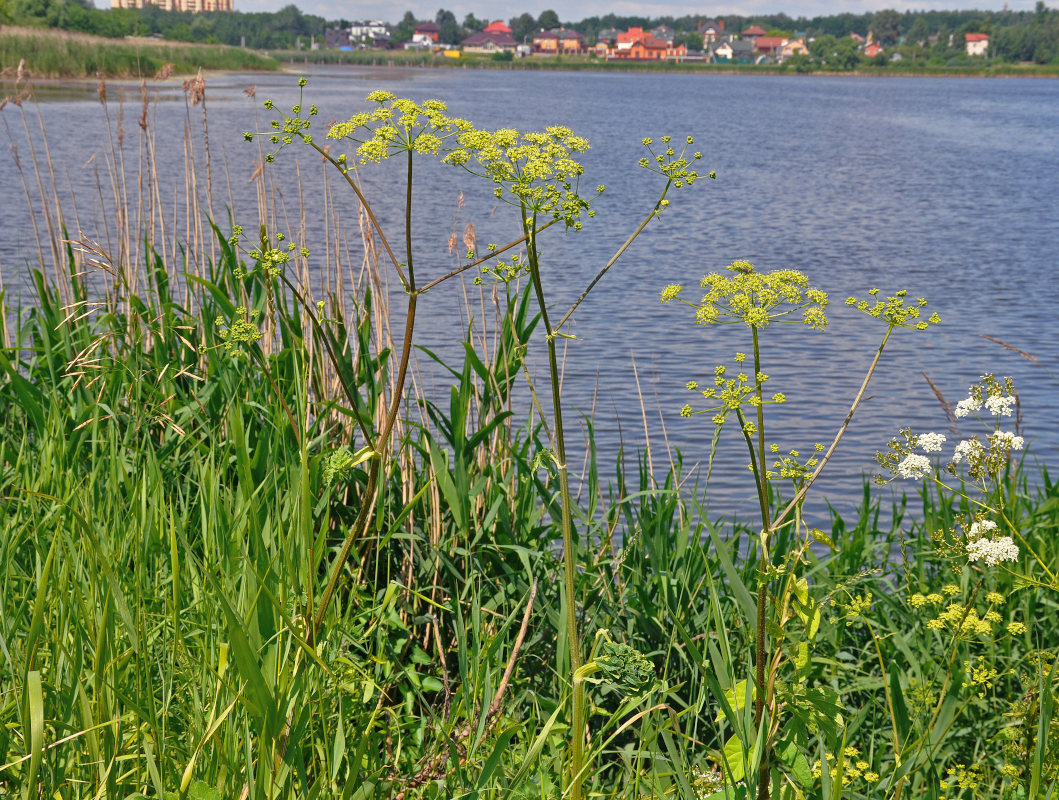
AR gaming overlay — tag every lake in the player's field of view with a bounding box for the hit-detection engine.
[2,65,1056,525]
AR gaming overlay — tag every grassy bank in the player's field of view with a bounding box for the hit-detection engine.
[1,78,1057,799]
[0,25,278,78]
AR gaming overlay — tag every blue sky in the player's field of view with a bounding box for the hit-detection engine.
[234,0,1046,22]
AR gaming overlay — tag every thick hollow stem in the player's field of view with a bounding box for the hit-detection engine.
[750,326,772,800]
[312,150,420,640]
[523,211,584,800]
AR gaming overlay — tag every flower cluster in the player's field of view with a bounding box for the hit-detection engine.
[475,250,529,284]
[954,373,1017,419]
[947,429,1024,482]
[327,92,473,165]
[875,428,945,481]
[227,227,309,279]
[810,746,879,785]
[770,442,825,481]
[664,262,829,330]
[910,584,1025,638]
[214,306,261,354]
[844,288,941,330]
[679,353,786,429]
[637,135,714,213]
[446,125,599,229]
[244,77,318,162]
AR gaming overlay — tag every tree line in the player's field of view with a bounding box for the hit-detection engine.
[1,0,1057,64]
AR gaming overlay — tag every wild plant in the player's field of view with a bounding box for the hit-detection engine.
[661,278,940,798]
[230,80,712,799]
[868,373,1056,798]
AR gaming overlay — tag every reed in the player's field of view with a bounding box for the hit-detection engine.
[0,26,278,78]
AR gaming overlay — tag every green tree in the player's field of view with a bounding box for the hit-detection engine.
[537,8,559,31]
[906,16,929,45]
[392,10,417,43]
[675,30,703,50]
[435,8,460,42]
[509,12,535,42]
[809,33,860,69]
[462,12,483,33]
[871,8,902,45]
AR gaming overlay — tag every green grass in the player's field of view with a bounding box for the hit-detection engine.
[0,25,278,78]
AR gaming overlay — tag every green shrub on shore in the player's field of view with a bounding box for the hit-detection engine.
[0,25,277,78]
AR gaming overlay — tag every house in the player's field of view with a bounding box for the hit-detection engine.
[607,26,687,60]
[753,36,786,56]
[651,25,675,43]
[965,33,989,56]
[532,28,586,54]
[414,22,439,42]
[712,39,755,63]
[698,19,725,43]
[325,26,351,49]
[780,38,808,59]
[463,30,518,53]
[864,42,884,58]
[741,25,767,43]
[350,20,389,42]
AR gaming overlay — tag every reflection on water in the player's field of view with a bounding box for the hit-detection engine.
[2,66,1056,524]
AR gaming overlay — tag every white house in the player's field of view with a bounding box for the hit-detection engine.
[965,33,989,56]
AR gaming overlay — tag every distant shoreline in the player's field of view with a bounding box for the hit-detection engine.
[270,49,1059,80]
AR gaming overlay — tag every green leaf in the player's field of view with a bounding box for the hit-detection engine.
[188,781,222,800]
[720,733,749,784]
[810,528,836,550]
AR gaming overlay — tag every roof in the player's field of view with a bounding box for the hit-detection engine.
[484,20,512,33]
[464,30,517,46]
[965,33,989,42]
[535,27,585,40]
[755,36,786,51]
[415,22,439,32]
[742,25,767,36]
[699,19,723,31]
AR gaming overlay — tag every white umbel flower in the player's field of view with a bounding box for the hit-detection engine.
[996,431,1025,451]
[985,394,1016,416]
[897,453,932,480]
[955,396,982,418]
[966,536,1019,567]
[918,432,947,453]
[952,439,983,464]
[968,519,998,538]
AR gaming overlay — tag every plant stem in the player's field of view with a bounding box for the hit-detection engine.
[522,209,584,800]
[750,325,772,800]
[312,149,420,640]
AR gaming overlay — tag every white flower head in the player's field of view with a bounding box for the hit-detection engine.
[952,438,983,464]
[918,432,947,453]
[897,453,932,480]
[968,519,998,538]
[985,394,1016,417]
[966,536,1019,567]
[954,395,982,419]
[996,431,1025,451]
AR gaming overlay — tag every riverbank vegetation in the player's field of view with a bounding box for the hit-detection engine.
[1,76,1057,799]
[0,25,277,77]
[270,46,1059,78]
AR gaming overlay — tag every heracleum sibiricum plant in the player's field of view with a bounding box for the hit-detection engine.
[232,80,713,800]
[662,274,940,799]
